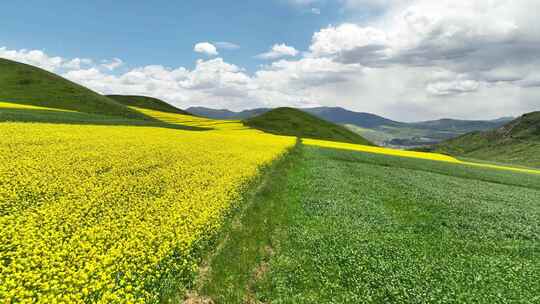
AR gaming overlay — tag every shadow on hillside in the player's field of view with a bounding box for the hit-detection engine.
[161,119,241,127]
[0,108,211,131]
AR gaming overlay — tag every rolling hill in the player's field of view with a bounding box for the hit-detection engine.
[425,111,540,167]
[107,95,189,114]
[187,106,511,147]
[0,58,148,119]
[244,107,372,145]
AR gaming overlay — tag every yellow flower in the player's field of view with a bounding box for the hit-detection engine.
[0,103,295,302]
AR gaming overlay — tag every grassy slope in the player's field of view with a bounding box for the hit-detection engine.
[0,58,147,119]
[189,142,301,303]
[427,111,540,168]
[197,144,540,303]
[106,95,189,115]
[0,102,205,131]
[245,107,372,145]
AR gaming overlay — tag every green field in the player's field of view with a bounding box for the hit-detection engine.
[196,144,540,303]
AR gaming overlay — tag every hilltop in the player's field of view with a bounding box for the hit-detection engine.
[107,95,189,115]
[426,111,540,167]
[188,106,510,147]
[244,107,372,145]
[0,58,147,119]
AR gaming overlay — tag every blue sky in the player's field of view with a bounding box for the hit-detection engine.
[1,0,539,121]
[1,0,352,72]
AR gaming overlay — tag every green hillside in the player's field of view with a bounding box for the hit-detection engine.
[244,107,373,145]
[426,111,540,167]
[107,95,189,114]
[0,58,148,119]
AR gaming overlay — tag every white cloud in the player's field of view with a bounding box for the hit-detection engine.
[311,8,321,14]
[426,80,480,96]
[101,58,123,71]
[256,44,299,60]
[62,58,93,70]
[214,42,241,50]
[194,42,218,56]
[310,24,389,59]
[0,47,64,72]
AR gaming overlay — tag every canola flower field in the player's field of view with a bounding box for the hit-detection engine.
[303,138,540,175]
[0,101,75,112]
[129,106,247,131]
[0,107,295,303]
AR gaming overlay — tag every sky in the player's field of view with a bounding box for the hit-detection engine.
[1,0,539,121]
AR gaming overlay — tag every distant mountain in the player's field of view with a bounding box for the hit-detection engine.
[0,58,148,120]
[410,118,513,133]
[425,111,540,168]
[186,107,270,119]
[244,107,372,145]
[302,107,404,128]
[300,107,512,147]
[186,106,512,147]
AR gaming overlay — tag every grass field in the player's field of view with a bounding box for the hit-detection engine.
[197,144,540,303]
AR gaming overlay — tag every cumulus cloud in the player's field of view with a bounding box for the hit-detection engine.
[0,47,69,72]
[256,44,299,60]
[194,42,218,56]
[0,47,102,73]
[296,0,540,119]
[101,58,123,71]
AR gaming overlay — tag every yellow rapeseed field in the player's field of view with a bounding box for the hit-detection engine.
[303,138,540,175]
[129,106,247,131]
[0,101,73,112]
[303,138,461,163]
[0,110,294,303]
